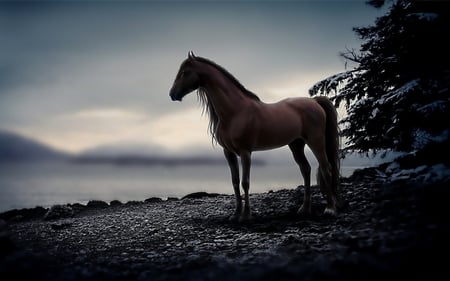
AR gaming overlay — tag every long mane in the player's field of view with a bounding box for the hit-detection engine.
[197,87,219,143]
[195,57,260,101]
[195,57,260,143]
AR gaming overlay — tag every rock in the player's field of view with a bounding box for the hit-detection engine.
[0,206,48,222]
[50,222,73,230]
[3,172,450,281]
[0,234,15,256]
[125,201,143,206]
[144,197,163,203]
[182,192,221,200]
[0,219,6,230]
[43,205,74,221]
[68,203,86,213]
[0,219,15,256]
[110,200,123,207]
[347,167,386,183]
[10,215,24,222]
[167,197,179,201]
[86,200,109,208]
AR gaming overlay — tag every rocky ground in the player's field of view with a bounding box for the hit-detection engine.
[1,167,450,281]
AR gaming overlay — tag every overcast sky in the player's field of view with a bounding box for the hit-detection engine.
[0,0,384,154]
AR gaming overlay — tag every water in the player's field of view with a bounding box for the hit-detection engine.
[0,162,358,212]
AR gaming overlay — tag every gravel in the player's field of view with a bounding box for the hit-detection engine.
[1,169,449,281]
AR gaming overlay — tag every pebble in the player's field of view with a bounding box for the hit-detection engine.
[2,169,449,281]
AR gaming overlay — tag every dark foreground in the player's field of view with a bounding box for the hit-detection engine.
[1,169,450,281]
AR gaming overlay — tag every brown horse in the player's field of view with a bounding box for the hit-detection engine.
[169,52,341,221]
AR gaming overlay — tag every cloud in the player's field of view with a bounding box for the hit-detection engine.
[68,109,148,120]
[146,107,212,151]
[0,1,384,152]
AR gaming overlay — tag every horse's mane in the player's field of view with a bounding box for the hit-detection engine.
[194,56,260,144]
[194,57,261,102]
[197,87,219,143]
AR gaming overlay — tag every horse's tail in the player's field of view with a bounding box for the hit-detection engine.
[314,96,340,192]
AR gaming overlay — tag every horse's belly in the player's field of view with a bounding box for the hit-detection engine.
[253,134,298,151]
[217,108,303,153]
[251,125,300,151]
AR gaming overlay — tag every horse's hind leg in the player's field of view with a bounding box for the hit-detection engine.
[317,161,337,216]
[288,139,312,215]
[224,149,242,221]
[309,141,337,216]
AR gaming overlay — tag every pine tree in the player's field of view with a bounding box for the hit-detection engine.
[310,0,450,165]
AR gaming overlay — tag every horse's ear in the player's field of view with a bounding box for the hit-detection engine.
[188,51,196,61]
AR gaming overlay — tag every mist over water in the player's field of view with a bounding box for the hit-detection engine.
[0,162,358,212]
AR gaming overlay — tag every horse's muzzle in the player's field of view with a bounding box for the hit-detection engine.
[169,89,182,101]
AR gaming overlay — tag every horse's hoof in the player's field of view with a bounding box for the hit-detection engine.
[323,207,337,217]
[239,213,252,223]
[229,214,240,222]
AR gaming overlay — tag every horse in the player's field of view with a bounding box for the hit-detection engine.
[169,52,342,221]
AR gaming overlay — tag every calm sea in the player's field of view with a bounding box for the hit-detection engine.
[0,162,358,212]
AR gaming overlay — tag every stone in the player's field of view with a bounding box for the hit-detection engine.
[0,207,47,222]
[86,200,109,208]
[144,197,163,203]
[110,200,123,207]
[43,205,74,221]
[182,192,221,200]
[0,234,15,256]
[68,203,86,213]
[4,166,450,281]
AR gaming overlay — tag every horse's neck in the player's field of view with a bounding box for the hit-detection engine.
[201,70,251,121]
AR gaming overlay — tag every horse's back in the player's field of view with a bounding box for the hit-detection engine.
[263,97,328,139]
[260,97,326,123]
[232,97,319,150]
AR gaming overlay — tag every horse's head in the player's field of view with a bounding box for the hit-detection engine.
[169,51,201,101]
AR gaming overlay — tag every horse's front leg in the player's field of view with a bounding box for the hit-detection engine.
[240,151,252,222]
[224,149,242,221]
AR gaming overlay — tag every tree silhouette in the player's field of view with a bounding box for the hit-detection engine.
[310,0,450,165]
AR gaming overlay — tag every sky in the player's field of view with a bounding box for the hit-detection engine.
[0,0,385,155]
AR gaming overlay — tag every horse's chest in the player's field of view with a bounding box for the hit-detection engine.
[216,126,235,152]
[216,122,251,154]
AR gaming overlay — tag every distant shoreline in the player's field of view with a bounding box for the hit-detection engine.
[70,155,266,167]
[0,163,361,213]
